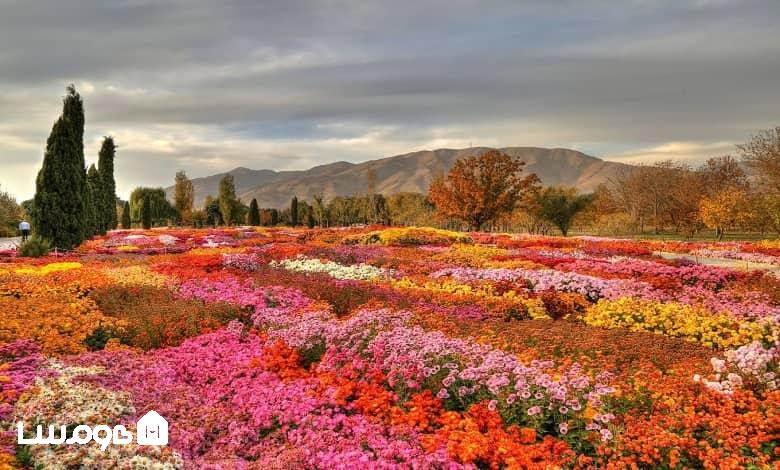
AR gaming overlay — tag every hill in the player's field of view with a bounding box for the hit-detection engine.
[167,147,631,208]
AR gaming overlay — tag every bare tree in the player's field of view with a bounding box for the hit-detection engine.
[738,126,780,193]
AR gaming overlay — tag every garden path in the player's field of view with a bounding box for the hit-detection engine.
[0,237,21,250]
[653,251,780,275]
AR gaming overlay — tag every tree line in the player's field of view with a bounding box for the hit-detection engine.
[121,126,779,240]
[126,171,432,229]
[576,128,780,239]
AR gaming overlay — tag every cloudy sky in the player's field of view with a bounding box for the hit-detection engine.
[1,0,779,200]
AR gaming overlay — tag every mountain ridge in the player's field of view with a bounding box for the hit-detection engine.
[166,147,632,208]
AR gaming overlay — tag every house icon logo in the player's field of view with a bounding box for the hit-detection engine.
[136,410,168,446]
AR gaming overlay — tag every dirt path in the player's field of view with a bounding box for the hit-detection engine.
[653,251,780,275]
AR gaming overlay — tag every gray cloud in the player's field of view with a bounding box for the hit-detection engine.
[1,0,778,200]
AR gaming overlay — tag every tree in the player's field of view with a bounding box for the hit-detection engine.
[290,196,299,226]
[363,167,389,224]
[32,85,88,250]
[312,193,328,227]
[85,164,101,236]
[248,198,260,226]
[428,150,539,231]
[532,187,593,237]
[141,194,152,229]
[699,155,747,195]
[191,209,208,228]
[306,211,315,228]
[756,194,780,234]
[173,170,194,225]
[260,208,279,226]
[328,196,361,226]
[121,201,131,229]
[699,188,752,240]
[387,192,435,226]
[0,185,23,237]
[608,161,706,234]
[738,127,780,192]
[98,136,117,231]
[204,196,222,227]
[218,174,239,226]
[129,187,175,227]
[512,192,554,235]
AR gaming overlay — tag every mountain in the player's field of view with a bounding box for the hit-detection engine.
[168,147,632,208]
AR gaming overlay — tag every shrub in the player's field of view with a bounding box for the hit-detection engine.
[538,289,587,320]
[84,325,120,351]
[17,237,51,257]
[90,286,251,349]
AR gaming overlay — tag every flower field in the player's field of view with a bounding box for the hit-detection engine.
[1,226,779,469]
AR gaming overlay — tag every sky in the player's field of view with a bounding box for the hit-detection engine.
[1,0,779,201]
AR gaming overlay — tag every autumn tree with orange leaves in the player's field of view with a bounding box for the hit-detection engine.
[699,188,754,240]
[428,150,540,231]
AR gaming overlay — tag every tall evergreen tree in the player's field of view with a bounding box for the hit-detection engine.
[121,201,131,229]
[32,85,88,250]
[248,198,260,226]
[97,136,117,231]
[306,211,315,228]
[290,196,299,226]
[86,164,102,236]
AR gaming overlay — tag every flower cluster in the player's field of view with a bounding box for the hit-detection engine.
[347,226,472,246]
[270,255,390,280]
[696,341,779,393]
[583,298,777,349]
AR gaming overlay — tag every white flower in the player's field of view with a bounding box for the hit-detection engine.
[270,256,390,280]
[710,357,726,373]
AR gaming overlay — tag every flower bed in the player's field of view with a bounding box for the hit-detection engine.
[1,226,779,468]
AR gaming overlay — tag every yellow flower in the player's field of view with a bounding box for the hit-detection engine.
[583,297,776,349]
[14,262,82,276]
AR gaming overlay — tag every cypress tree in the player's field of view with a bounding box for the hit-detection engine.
[141,195,152,229]
[97,137,117,231]
[248,198,260,226]
[290,196,299,226]
[306,211,315,228]
[32,85,87,250]
[121,201,131,229]
[86,164,101,236]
